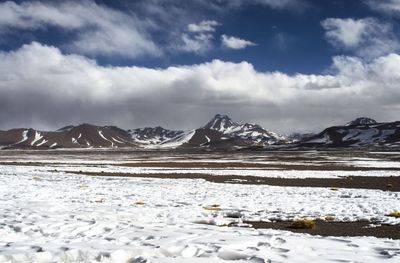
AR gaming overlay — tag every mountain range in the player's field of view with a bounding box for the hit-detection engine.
[0,115,399,149]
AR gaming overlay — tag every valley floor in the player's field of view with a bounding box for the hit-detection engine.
[0,150,399,262]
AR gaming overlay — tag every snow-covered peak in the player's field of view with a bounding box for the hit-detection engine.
[203,114,238,132]
[202,114,286,145]
[346,117,378,126]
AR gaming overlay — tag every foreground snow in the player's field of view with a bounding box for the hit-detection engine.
[0,166,399,262]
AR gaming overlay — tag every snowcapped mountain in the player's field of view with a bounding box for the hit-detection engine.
[0,115,287,149]
[0,124,137,149]
[203,114,239,132]
[203,114,286,146]
[155,114,286,149]
[299,117,400,148]
[2,115,399,150]
[128,127,183,145]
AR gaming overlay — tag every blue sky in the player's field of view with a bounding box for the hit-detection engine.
[1,0,394,73]
[1,0,400,133]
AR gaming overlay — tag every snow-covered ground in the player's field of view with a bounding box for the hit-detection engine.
[0,164,399,262]
[0,151,399,262]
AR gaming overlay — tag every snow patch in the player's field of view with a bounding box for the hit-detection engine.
[36,139,48,147]
[30,131,43,146]
[15,130,28,145]
[159,130,196,148]
[112,137,125,144]
[98,131,115,148]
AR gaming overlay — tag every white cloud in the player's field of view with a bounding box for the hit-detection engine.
[179,33,214,53]
[1,42,400,133]
[176,20,221,54]
[188,20,220,33]
[366,0,400,13]
[0,1,161,58]
[221,35,257,49]
[321,17,400,59]
[322,18,370,48]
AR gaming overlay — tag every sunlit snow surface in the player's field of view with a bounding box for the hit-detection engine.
[0,150,399,262]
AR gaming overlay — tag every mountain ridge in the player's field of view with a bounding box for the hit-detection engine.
[1,116,400,149]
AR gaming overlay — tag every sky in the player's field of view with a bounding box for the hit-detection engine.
[0,0,400,134]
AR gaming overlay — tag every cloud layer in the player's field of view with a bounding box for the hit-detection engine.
[1,42,400,133]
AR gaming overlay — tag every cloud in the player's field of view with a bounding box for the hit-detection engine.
[0,1,161,58]
[366,0,400,13]
[321,17,400,59]
[322,18,371,48]
[179,33,214,53]
[0,0,308,58]
[221,35,257,49]
[175,20,221,53]
[188,20,220,33]
[1,42,400,133]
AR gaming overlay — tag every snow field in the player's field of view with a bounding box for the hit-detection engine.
[0,166,399,262]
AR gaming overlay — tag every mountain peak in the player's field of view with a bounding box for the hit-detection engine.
[346,117,378,126]
[214,113,230,119]
[203,114,238,132]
